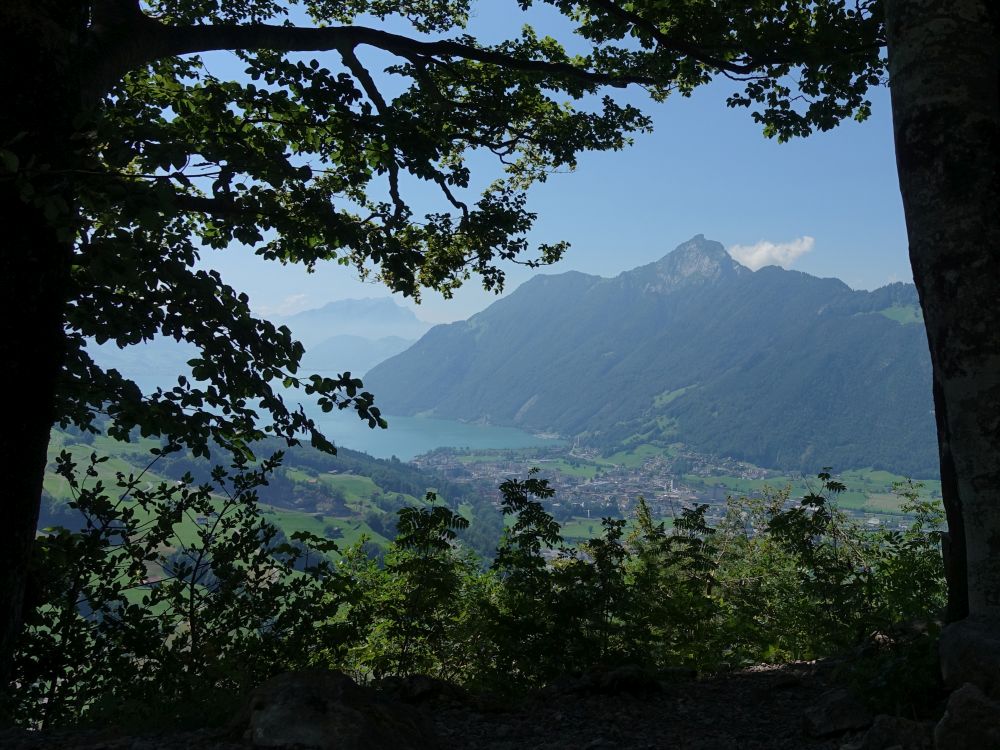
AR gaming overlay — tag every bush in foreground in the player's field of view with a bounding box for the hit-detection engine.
[7,457,946,727]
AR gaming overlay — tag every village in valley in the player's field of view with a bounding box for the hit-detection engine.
[412,443,932,536]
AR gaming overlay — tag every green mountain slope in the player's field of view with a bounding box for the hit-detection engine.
[365,236,937,477]
[39,428,499,556]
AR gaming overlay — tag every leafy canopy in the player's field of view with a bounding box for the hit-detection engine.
[60,0,883,457]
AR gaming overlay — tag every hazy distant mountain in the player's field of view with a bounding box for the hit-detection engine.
[91,297,428,391]
[300,334,415,377]
[277,297,430,348]
[89,337,196,395]
[365,236,937,477]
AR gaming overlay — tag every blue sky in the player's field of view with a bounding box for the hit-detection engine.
[204,2,908,324]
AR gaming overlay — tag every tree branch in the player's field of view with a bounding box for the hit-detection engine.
[89,0,143,28]
[338,46,407,223]
[580,0,761,74]
[89,19,669,99]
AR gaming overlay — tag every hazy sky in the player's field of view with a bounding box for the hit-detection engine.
[203,3,907,324]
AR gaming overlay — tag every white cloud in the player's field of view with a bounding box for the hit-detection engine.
[256,293,311,317]
[728,236,815,271]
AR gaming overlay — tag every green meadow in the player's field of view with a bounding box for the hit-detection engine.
[43,431,420,557]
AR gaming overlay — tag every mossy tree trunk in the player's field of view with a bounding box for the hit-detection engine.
[885,0,1000,622]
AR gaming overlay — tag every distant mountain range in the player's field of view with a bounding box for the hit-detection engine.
[365,236,938,477]
[90,297,427,389]
[276,297,430,377]
[300,334,416,377]
[275,297,431,349]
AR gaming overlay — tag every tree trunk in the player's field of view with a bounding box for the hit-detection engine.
[0,1,81,695]
[884,0,1000,621]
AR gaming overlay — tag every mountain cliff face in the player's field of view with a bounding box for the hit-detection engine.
[365,236,937,477]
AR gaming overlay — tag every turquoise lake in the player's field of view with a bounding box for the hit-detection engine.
[312,413,563,460]
[96,355,563,461]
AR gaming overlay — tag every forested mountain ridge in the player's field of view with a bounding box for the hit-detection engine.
[366,236,936,477]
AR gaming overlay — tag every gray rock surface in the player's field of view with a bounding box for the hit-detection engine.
[933,682,1000,750]
[939,616,1000,696]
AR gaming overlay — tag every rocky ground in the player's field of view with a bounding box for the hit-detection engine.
[431,663,860,750]
[0,661,909,750]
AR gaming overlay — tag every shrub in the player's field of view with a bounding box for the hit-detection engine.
[11,461,946,725]
[9,449,348,728]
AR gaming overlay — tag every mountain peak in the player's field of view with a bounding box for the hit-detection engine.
[279,297,430,346]
[639,235,747,292]
[365,234,935,477]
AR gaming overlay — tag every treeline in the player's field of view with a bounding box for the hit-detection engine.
[10,455,945,728]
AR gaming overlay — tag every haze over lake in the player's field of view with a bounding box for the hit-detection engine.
[312,413,563,460]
